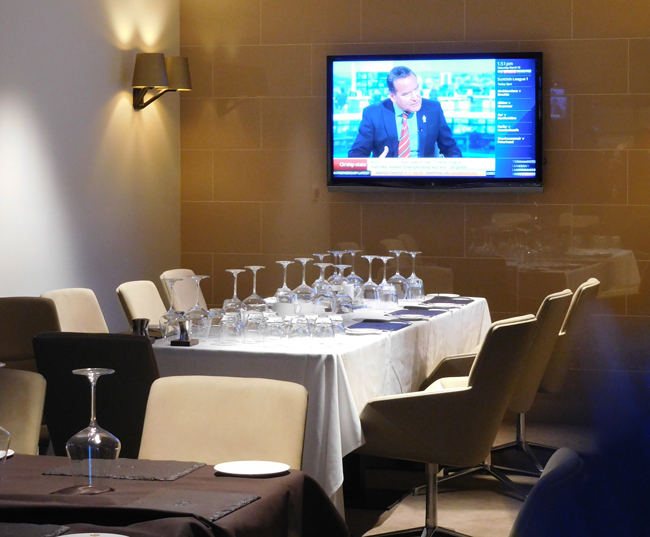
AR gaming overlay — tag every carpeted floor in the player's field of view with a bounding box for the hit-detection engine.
[345,420,596,537]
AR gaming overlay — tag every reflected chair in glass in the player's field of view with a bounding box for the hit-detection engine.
[160,268,208,313]
[356,314,537,536]
[0,368,46,455]
[40,288,108,333]
[139,376,308,469]
[33,332,159,459]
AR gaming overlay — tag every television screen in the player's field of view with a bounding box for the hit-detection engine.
[327,52,543,193]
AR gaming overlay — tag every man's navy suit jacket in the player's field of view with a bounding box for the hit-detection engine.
[348,98,462,158]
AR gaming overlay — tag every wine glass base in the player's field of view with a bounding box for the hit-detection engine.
[170,338,199,347]
[53,484,114,495]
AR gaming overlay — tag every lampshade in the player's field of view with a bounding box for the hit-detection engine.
[165,56,192,91]
[132,53,168,89]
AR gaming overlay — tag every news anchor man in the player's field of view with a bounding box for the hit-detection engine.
[348,66,462,159]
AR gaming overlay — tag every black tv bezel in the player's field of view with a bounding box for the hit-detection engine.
[326,51,543,194]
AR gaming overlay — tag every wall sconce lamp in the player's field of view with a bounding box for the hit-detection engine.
[132,53,192,111]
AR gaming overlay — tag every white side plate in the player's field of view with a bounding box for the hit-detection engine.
[214,460,290,477]
[0,449,14,459]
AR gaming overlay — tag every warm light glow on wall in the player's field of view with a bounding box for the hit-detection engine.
[101,0,177,49]
[0,94,77,294]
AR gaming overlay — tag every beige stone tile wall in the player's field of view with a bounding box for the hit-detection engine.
[179,0,650,334]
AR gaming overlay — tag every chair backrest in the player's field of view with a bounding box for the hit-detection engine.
[116,280,167,326]
[33,332,159,458]
[509,448,586,537]
[0,297,60,371]
[360,315,537,467]
[40,288,108,333]
[138,376,308,469]
[539,278,600,394]
[507,289,573,414]
[0,368,46,455]
[160,268,207,312]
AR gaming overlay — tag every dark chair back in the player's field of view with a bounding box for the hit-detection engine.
[33,332,159,458]
[0,297,60,372]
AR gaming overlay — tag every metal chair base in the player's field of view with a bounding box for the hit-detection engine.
[439,462,528,501]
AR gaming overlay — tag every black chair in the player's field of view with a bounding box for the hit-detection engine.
[33,332,159,458]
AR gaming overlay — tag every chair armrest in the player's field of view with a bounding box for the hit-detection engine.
[419,353,477,390]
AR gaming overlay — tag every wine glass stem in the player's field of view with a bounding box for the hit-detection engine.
[252,271,257,295]
[169,282,177,311]
[302,264,307,285]
[89,379,97,426]
[232,275,238,300]
[383,262,388,284]
[195,283,201,308]
[283,266,288,288]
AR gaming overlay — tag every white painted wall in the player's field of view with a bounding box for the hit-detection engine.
[0,0,180,331]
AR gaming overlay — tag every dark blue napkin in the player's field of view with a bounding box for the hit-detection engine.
[422,296,474,305]
[348,321,409,331]
[392,309,447,318]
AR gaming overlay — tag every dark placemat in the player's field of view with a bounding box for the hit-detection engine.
[0,523,69,537]
[347,321,409,331]
[126,489,260,522]
[422,296,474,305]
[392,309,448,318]
[44,459,205,481]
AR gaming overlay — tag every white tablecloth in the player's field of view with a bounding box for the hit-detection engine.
[152,298,491,500]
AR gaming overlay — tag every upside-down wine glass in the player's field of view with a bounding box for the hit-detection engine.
[406,251,425,300]
[312,253,331,286]
[387,250,409,300]
[327,251,345,290]
[361,255,380,306]
[275,261,297,316]
[223,269,247,315]
[293,258,316,308]
[63,368,121,495]
[160,278,184,339]
[243,266,267,312]
[333,264,353,314]
[344,250,364,286]
[185,275,210,338]
[311,263,335,313]
[378,256,397,310]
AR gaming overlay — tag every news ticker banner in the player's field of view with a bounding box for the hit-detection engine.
[333,157,496,177]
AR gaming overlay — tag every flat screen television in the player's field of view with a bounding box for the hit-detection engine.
[327,52,543,193]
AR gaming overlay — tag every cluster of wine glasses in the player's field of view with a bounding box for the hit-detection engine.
[158,249,426,344]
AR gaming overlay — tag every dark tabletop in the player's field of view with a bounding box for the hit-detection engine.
[0,455,349,537]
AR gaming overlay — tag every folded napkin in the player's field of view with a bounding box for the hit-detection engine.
[0,524,69,537]
[44,458,205,481]
[126,488,260,522]
[422,296,474,305]
[392,309,447,318]
[347,321,409,332]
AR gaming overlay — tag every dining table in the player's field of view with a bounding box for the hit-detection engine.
[152,296,491,511]
[0,454,348,537]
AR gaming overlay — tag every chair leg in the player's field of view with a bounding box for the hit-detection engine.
[491,413,557,477]
[439,460,528,501]
[369,463,472,537]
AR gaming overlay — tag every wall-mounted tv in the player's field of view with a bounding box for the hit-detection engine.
[327,52,543,193]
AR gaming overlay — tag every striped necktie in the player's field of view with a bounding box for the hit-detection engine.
[398,112,411,158]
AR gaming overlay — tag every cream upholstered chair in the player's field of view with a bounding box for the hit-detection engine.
[357,314,538,536]
[491,289,573,475]
[139,376,308,469]
[0,297,60,372]
[424,289,574,484]
[116,280,166,327]
[160,268,207,312]
[40,288,108,333]
[0,368,46,455]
